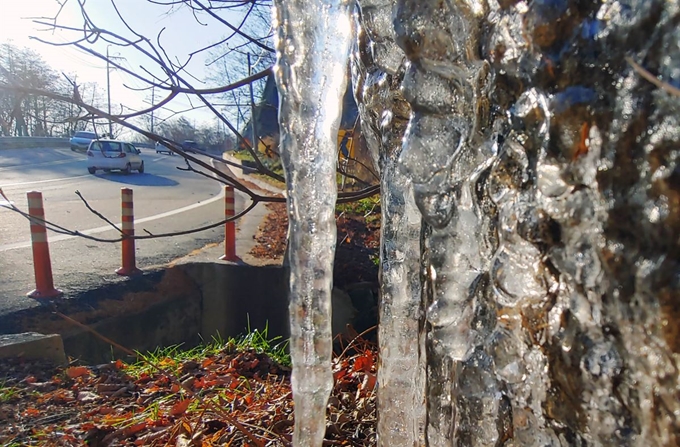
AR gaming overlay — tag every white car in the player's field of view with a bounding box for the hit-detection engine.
[87,140,144,174]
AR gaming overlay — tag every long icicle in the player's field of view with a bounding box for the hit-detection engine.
[350,7,426,443]
[272,0,354,445]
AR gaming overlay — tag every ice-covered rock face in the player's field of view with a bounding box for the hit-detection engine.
[385,0,680,445]
[275,0,680,446]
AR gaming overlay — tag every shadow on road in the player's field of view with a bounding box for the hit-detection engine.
[95,172,179,187]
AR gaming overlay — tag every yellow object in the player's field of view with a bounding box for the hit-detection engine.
[257,135,278,158]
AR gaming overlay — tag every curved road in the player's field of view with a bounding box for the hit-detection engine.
[0,147,240,314]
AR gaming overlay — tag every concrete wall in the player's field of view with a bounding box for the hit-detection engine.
[0,259,368,364]
[181,262,290,342]
[0,263,291,364]
[0,137,70,150]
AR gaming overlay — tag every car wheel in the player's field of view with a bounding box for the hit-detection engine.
[123,163,131,175]
[138,161,145,173]
[88,167,96,174]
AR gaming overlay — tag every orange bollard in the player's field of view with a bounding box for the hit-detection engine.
[116,188,141,276]
[26,191,62,299]
[219,185,239,262]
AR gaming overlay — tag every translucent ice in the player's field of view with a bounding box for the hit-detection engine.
[352,4,426,444]
[276,0,680,444]
[273,0,353,445]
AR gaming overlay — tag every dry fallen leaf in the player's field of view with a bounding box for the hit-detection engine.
[170,398,193,416]
[360,373,377,395]
[123,422,147,436]
[23,407,41,417]
[66,366,91,379]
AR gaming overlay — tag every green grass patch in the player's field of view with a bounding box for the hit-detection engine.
[0,381,18,403]
[232,150,255,162]
[337,195,381,224]
[253,172,286,189]
[125,324,290,379]
[229,322,290,367]
[125,339,225,379]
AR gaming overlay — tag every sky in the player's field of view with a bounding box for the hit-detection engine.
[0,0,267,131]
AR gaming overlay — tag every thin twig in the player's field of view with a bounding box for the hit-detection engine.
[75,190,123,234]
[0,191,259,243]
[627,57,680,97]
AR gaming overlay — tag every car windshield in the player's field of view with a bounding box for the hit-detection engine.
[74,131,96,139]
[92,141,122,152]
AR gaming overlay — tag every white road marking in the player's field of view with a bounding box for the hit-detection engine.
[0,174,91,188]
[0,189,224,252]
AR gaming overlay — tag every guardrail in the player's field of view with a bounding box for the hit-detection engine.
[132,142,155,149]
[0,137,70,150]
[0,138,229,152]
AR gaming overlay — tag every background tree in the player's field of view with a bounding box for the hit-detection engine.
[0,41,111,137]
[0,43,59,136]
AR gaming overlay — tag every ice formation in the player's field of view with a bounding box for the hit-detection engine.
[273,0,680,445]
[272,0,353,444]
[352,1,426,445]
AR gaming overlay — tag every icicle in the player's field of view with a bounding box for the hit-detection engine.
[376,160,427,446]
[272,1,353,445]
[352,4,426,445]
[393,0,498,444]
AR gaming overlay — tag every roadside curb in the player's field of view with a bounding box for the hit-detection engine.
[0,332,67,366]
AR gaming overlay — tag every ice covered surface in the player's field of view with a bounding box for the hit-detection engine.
[352,2,426,445]
[389,0,680,444]
[275,0,680,445]
[272,0,353,445]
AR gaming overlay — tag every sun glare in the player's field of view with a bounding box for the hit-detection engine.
[0,1,61,45]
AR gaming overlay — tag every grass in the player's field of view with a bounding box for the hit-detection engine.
[0,381,18,403]
[253,172,286,189]
[229,322,290,367]
[233,149,286,182]
[232,149,255,162]
[337,195,381,224]
[1,325,299,446]
[125,323,290,379]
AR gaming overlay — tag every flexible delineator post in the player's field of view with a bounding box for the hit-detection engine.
[219,185,238,262]
[26,191,62,299]
[116,188,141,276]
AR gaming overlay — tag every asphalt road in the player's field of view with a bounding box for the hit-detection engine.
[0,147,247,315]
